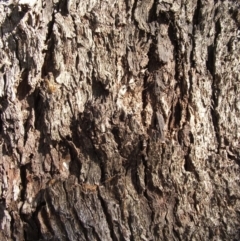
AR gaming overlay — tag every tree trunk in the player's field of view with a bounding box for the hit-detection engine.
[0,0,240,240]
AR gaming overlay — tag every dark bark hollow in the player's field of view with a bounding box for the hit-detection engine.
[0,0,240,240]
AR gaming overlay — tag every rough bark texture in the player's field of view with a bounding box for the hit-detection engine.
[0,0,240,240]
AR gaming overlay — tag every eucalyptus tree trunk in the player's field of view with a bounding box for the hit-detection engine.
[0,0,240,240]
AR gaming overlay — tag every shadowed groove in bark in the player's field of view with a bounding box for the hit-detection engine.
[210,17,222,152]
[97,190,118,241]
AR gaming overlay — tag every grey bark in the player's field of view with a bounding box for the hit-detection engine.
[0,0,240,240]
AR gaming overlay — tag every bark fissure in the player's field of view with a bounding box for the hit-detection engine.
[72,204,89,241]
[97,190,118,241]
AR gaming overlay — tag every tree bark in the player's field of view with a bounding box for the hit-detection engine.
[0,0,240,240]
